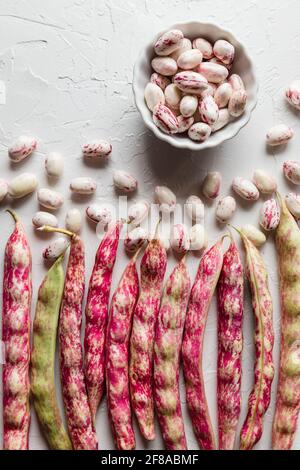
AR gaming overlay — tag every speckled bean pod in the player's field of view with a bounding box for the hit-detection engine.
[272,194,300,449]
[217,238,244,450]
[84,221,122,422]
[55,229,98,450]
[129,230,167,440]
[239,231,274,451]
[154,259,190,450]
[2,211,32,450]
[31,255,72,450]
[182,239,224,450]
[106,254,140,450]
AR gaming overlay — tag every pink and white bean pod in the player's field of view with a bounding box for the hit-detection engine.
[8,136,37,163]
[259,199,280,231]
[153,103,179,134]
[188,122,211,142]
[151,57,178,77]
[192,38,213,59]
[213,40,235,65]
[197,62,229,84]
[173,71,208,95]
[283,160,300,185]
[199,95,219,126]
[266,124,294,146]
[286,80,300,110]
[82,140,112,159]
[232,177,259,201]
[171,224,190,254]
[154,29,184,56]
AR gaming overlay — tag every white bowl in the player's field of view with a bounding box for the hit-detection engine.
[133,21,258,151]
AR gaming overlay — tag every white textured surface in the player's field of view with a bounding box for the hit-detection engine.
[0,0,300,451]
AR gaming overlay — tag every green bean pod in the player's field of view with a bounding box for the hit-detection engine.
[31,255,72,450]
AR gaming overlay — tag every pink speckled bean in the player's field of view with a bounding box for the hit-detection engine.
[177,115,194,133]
[228,89,247,117]
[84,221,122,422]
[199,95,219,126]
[283,160,300,185]
[239,231,274,450]
[217,238,244,450]
[266,124,294,146]
[188,122,211,142]
[272,194,300,449]
[129,232,167,440]
[82,140,112,159]
[229,74,245,91]
[151,57,178,77]
[192,38,213,59]
[154,259,190,450]
[182,239,224,450]
[232,177,259,201]
[106,254,140,450]
[197,62,229,84]
[173,71,208,95]
[213,40,235,65]
[2,211,32,450]
[154,29,184,57]
[150,73,171,91]
[8,136,37,163]
[286,80,300,110]
[214,82,233,109]
[153,104,179,134]
[259,199,280,231]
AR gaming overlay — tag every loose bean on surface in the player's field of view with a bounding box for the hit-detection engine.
[82,140,112,159]
[192,38,213,59]
[189,224,206,251]
[153,103,179,134]
[155,186,176,213]
[186,195,205,222]
[43,237,70,260]
[128,200,149,225]
[32,211,58,228]
[70,177,97,195]
[86,204,112,226]
[240,224,267,247]
[202,172,222,199]
[285,193,300,219]
[179,95,198,117]
[213,39,235,65]
[65,208,82,233]
[38,188,64,210]
[151,57,178,76]
[8,173,38,199]
[145,83,165,112]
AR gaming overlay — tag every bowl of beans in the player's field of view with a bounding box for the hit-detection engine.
[133,21,258,151]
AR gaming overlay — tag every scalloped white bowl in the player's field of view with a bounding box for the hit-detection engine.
[133,21,258,151]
